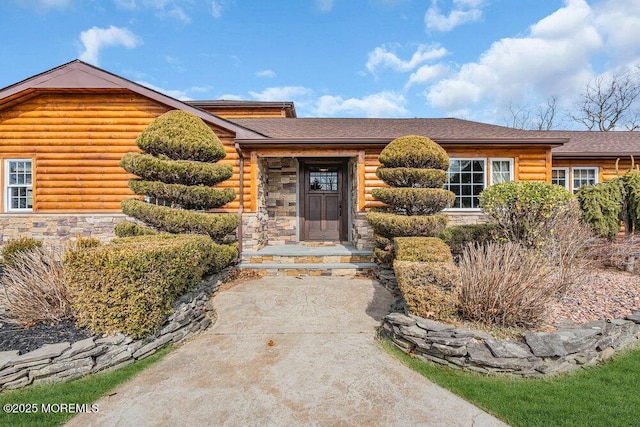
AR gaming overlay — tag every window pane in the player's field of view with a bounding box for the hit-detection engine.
[445,159,485,209]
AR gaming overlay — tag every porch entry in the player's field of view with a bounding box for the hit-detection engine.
[300,159,348,241]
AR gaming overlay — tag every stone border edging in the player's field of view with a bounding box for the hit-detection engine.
[381,311,640,376]
[0,270,231,391]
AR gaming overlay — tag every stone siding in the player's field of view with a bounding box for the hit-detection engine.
[0,214,130,249]
[445,211,489,226]
[0,271,230,391]
[264,157,298,245]
[382,311,640,377]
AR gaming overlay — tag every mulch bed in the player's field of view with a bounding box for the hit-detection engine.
[0,320,92,354]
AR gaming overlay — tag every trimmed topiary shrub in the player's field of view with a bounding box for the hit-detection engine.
[393,260,459,320]
[114,220,158,237]
[394,237,454,263]
[2,236,43,267]
[135,110,227,162]
[376,167,448,188]
[121,199,239,242]
[119,110,239,249]
[378,135,449,170]
[479,181,574,248]
[65,234,235,338]
[372,188,455,215]
[367,135,453,265]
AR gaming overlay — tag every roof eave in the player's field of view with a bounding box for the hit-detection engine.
[237,137,569,147]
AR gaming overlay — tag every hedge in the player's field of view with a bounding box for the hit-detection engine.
[121,199,240,242]
[135,110,227,163]
[128,180,236,210]
[393,260,459,320]
[375,167,448,188]
[64,234,236,338]
[438,223,500,258]
[120,153,233,187]
[394,237,453,263]
[372,188,455,215]
[366,211,448,239]
[377,135,449,170]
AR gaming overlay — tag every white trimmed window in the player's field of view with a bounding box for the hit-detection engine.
[572,167,598,193]
[490,159,514,185]
[551,168,569,190]
[444,159,486,209]
[5,159,33,212]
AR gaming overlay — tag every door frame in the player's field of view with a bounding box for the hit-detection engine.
[299,158,349,241]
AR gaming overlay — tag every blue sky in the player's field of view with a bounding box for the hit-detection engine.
[1,0,639,127]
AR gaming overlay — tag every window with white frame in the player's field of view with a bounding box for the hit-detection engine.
[444,159,486,209]
[5,159,33,212]
[490,159,514,185]
[551,168,569,190]
[572,167,598,193]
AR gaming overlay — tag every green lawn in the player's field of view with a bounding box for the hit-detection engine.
[0,346,172,427]
[382,340,640,427]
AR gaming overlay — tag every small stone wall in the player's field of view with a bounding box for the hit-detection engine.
[0,271,230,391]
[382,311,640,376]
[0,214,130,249]
[445,211,489,226]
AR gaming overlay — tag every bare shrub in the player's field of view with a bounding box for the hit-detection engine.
[458,242,558,328]
[0,246,73,325]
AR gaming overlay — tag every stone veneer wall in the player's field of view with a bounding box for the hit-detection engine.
[241,157,269,251]
[0,271,230,391]
[0,214,130,249]
[264,157,298,245]
[445,211,489,226]
[382,311,640,377]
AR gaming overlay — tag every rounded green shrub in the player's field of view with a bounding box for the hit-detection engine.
[366,211,448,239]
[2,236,43,267]
[120,153,233,187]
[378,135,449,170]
[372,188,455,215]
[128,180,236,210]
[479,181,574,246]
[376,167,448,188]
[394,237,454,263]
[122,199,240,242]
[136,110,226,162]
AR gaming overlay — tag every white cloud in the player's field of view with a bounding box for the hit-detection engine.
[15,0,71,10]
[211,0,223,18]
[217,93,244,101]
[426,0,603,113]
[136,80,193,101]
[164,6,190,23]
[316,0,334,12]
[256,69,276,78]
[594,0,640,61]
[425,0,485,32]
[314,92,408,117]
[366,44,447,74]
[249,86,313,101]
[78,26,142,66]
[405,63,449,88]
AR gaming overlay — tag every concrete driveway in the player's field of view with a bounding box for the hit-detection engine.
[67,276,506,426]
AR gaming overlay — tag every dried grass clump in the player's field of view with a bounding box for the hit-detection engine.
[458,242,557,328]
[0,246,73,325]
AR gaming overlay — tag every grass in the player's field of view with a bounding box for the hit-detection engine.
[382,340,640,427]
[0,346,172,427]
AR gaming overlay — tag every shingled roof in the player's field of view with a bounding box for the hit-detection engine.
[232,117,640,157]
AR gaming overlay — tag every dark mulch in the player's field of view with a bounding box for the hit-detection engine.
[0,320,93,354]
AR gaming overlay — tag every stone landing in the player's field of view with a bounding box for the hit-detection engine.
[238,243,377,277]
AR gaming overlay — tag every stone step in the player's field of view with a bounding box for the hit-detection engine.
[237,262,378,277]
[241,253,375,265]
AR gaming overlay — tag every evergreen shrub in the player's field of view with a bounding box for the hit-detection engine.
[371,188,455,215]
[114,220,158,237]
[438,223,500,259]
[375,167,448,188]
[128,180,235,210]
[2,236,43,267]
[394,237,453,263]
[378,135,449,170]
[367,211,448,239]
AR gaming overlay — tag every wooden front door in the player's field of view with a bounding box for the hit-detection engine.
[301,161,348,241]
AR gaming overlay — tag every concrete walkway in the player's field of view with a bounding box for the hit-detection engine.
[67,276,506,427]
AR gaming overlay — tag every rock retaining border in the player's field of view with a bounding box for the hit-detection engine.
[381,311,640,376]
[0,271,231,391]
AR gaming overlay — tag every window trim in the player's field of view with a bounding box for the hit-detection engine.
[571,166,599,194]
[4,158,34,213]
[551,167,570,191]
[489,158,515,186]
[444,157,488,211]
